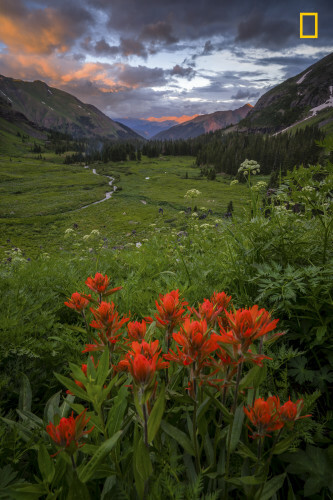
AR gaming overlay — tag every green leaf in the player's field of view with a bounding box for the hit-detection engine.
[273,434,295,455]
[77,431,122,483]
[161,420,195,456]
[18,374,32,412]
[6,483,46,500]
[229,404,244,453]
[236,442,258,462]
[134,437,153,482]
[58,393,75,419]
[96,349,110,386]
[44,391,61,423]
[148,383,165,443]
[106,386,128,438]
[16,410,43,428]
[54,373,92,402]
[315,325,327,343]
[228,476,264,486]
[38,443,55,483]
[254,473,286,500]
[51,453,68,486]
[67,472,91,500]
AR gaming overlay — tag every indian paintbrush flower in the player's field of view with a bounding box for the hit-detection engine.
[85,272,122,296]
[64,292,91,312]
[46,409,94,456]
[244,396,283,439]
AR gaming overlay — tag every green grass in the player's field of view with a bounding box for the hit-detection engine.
[0,154,255,257]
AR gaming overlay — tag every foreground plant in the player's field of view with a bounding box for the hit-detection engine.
[3,273,314,499]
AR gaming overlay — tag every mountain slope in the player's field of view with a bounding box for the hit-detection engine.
[115,117,181,139]
[152,104,253,140]
[240,51,333,133]
[0,75,141,140]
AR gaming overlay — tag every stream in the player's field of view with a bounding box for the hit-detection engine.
[79,165,116,210]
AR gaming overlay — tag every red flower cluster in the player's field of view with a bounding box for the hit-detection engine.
[83,301,129,353]
[64,292,91,312]
[154,290,187,331]
[127,320,147,341]
[218,305,283,363]
[164,318,220,369]
[85,272,122,296]
[46,410,94,455]
[190,291,232,326]
[117,340,168,387]
[244,396,310,439]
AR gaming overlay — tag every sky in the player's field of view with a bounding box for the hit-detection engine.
[0,0,333,120]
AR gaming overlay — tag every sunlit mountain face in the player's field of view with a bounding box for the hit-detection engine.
[0,0,333,121]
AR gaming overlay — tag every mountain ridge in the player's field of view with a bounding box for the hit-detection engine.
[0,75,142,141]
[240,51,333,133]
[152,104,253,140]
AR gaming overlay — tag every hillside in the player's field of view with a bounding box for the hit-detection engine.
[115,117,180,139]
[152,104,252,140]
[240,51,333,133]
[0,75,142,140]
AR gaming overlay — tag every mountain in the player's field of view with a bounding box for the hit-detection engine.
[0,75,141,140]
[115,115,198,139]
[114,117,177,138]
[240,51,333,133]
[152,104,253,140]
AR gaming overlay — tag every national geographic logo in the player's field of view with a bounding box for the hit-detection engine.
[300,13,318,38]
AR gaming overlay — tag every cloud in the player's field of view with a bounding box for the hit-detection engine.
[170,65,195,79]
[236,13,296,49]
[0,0,91,55]
[231,88,260,99]
[140,21,178,44]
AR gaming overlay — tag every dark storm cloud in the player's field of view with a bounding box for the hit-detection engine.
[203,41,214,55]
[140,21,178,44]
[236,13,295,49]
[115,65,167,87]
[170,65,195,79]
[231,88,260,99]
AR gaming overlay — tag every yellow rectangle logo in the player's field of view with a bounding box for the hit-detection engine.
[300,13,318,38]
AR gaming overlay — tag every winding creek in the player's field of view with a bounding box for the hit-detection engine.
[79,165,117,210]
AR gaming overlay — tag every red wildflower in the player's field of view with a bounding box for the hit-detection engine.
[64,292,91,312]
[116,340,168,387]
[190,299,224,325]
[211,291,232,310]
[155,290,187,330]
[127,320,147,341]
[164,318,220,370]
[85,272,122,296]
[244,396,284,439]
[218,306,282,360]
[279,398,311,423]
[46,409,94,455]
[82,301,129,353]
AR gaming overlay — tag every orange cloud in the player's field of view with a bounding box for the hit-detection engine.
[147,114,200,123]
[0,7,79,55]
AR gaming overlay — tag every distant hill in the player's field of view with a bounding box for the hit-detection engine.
[240,51,333,133]
[114,117,176,139]
[0,75,142,140]
[152,104,253,140]
[115,117,200,139]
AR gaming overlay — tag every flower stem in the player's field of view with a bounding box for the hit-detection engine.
[142,403,149,448]
[71,454,76,470]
